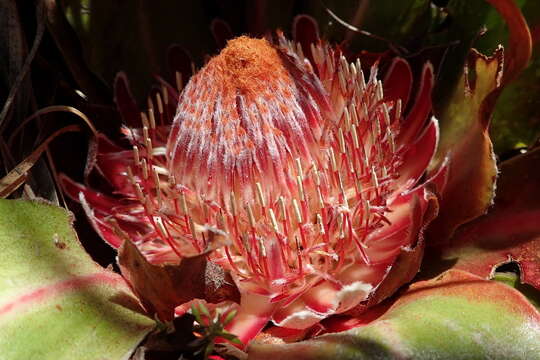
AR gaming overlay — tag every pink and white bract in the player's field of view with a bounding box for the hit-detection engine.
[61,34,445,346]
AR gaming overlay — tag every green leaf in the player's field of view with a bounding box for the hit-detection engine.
[223,309,237,325]
[329,0,432,49]
[433,147,540,289]
[493,272,540,309]
[0,199,154,359]
[61,0,215,100]
[427,49,501,245]
[205,342,215,359]
[473,0,539,154]
[427,0,536,154]
[199,302,211,318]
[229,337,243,345]
[220,332,240,342]
[192,303,202,323]
[491,40,540,153]
[248,270,540,360]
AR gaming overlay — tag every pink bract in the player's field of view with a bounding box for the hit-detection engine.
[61,34,445,346]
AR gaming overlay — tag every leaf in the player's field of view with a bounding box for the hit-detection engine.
[429,0,531,116]
[426,48,501,245]
[321,0,432,49]
[43,0,111,104]
[248,270,540,360]
[491,40,540,154]
[199,302,212,318]
[61,0,216,100]
[192,303,202,323]
[1,125,81,198]
[428,0,494,110]
[490,0,540,154]
[118,239,239,321]
[0,0,44,127]
[434,146,540,289]
[493,272,540,309]
[0,1,60,203]
[223,309,237,325]
[427,0,535,155]
[485,0,532,85]
[0,199,154,359]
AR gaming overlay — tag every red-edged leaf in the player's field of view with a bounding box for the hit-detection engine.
[490,4,540,154]
[427,48,502,245]
[248,270,540,359]
[437,146,540,289]
[0,200,154,359]
[486,0,532,85]
[397,63,434,147]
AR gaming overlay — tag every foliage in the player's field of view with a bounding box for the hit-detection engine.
[1,1,539,359]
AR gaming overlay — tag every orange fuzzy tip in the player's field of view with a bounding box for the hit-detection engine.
[167,36,329,197]
[218,36,292,96]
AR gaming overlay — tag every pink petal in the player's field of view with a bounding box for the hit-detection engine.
[272,296,326,330]
[383,57,413,111]
[224,292,278,346]
[272,277,373,330]
[167,44,194,86]
[210,18,234,50]
[335,262,388,288]
[292,14,320,66]
[94,135,134,195]
[78,193,123,249]
[153,76,182,112]
[95,133,124,153]
[114,72,141,127]
[59,174,121,214]
[394,117,439,192]
[367,186,425,245]
[397,63,434,146]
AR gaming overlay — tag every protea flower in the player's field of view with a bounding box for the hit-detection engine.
[4,1,540,359]
[61,33,445,346]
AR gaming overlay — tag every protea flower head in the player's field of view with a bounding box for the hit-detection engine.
[61,33,445,346]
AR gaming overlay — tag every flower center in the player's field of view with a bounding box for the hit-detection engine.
[167,36,330,199]
[124,36,403,298]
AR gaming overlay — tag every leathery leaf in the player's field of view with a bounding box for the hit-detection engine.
[0,199,154,360]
